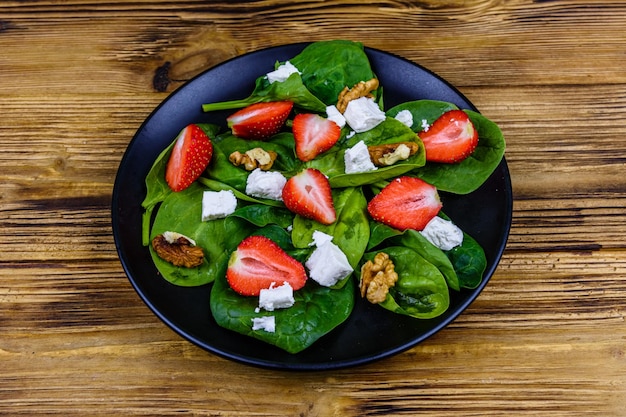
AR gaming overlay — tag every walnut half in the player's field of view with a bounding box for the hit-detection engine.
[152,232,204,268]
[368,141,420,166]
[229,148,277,171]
[359,252,399,304]
[336,78,379,113]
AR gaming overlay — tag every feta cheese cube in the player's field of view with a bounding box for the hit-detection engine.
[394,109,413,128]
[251,316,276,333]
[343,97,386,133]
[326,105,346,128]
[258,282,295,311]
[420,216,464,251]
[266,61,300,84]
[201,190,237,221]
[245,168,287,201]
[310,230,334,247]
[344,140,377,174]
[305,241,353,287]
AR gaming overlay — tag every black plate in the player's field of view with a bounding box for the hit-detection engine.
[112,43,512,371]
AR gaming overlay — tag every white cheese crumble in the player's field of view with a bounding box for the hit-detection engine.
[310,230,334,247]
[266,61,301,84]
[326,105,346,128]
[251,316,276,332]
[201,190,237,221]
[394,110,413,128]
[420,216,464,251]
[162,231,196,246]
[305,240,353,287]
[344,140,378,174]
[258,282,295,312]
[343,97,386,133]
[421,119,430,132]
[245,168,287,201]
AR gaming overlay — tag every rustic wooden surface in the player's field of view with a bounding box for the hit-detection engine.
[1,1,625,415]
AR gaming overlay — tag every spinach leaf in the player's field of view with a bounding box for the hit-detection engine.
[202,72,327,113]
[210,265,355,354]
[414,110,505,194]
[289,40,378,105]
[388,101,506,194]
[141,124,221,245]
[291,187,370,269]
[230,204,294,229]
[148,183,252,286]
[387,99,458,131]
[389,229,460,292]
[307,117,426,187]
[362,246,450,319]
[206,132,300,192]
[445,231,487,289]
[367,219,403,250]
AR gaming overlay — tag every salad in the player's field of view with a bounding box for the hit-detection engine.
[140,40,506,354]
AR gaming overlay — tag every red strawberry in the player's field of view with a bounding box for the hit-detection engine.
[367,176,442,231]
[418,110,478,163]
[165,124,213,192]
[292,113,341,161]
[282,168,336,225]
[227,101,294,140]
[226,235,307,296]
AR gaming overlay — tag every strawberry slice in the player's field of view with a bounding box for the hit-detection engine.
[226,235,307,296]
[165,124,213,192]
[418,110,478,163]
[227,101,294,140]
[292,113,341,161]
[367,176,442,231]
[282,168,336,225]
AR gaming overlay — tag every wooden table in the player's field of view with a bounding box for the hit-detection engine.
[2,1,625,415]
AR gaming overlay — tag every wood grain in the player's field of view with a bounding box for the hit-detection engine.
[1,1,625,416]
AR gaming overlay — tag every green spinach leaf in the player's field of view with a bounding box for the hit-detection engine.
[289,40,378,105]
[307,117,426,187]
[206,132,300,193]
[387,100,458,131]
[210,268,355,354]
[202,72,327,113]
[388,101,505,194]
[389,229,460,292]
[148,183,252,286]
[363,246,450,319]
[445,231,487,289]
[141,124,221,245]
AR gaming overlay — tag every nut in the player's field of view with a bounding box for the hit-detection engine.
[229,148,278,171]
[152,232,204,268]
[359,252,398,304]
[336,78,379,113]
[368,141,419,166]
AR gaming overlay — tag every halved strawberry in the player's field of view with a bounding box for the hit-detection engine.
[226,235,307,296]
[292,113,341,161]
[367,176,442,231]
[227,101,294,140]
[282,168,336,225]
[418,110,478,163]
[165,124,213,192]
